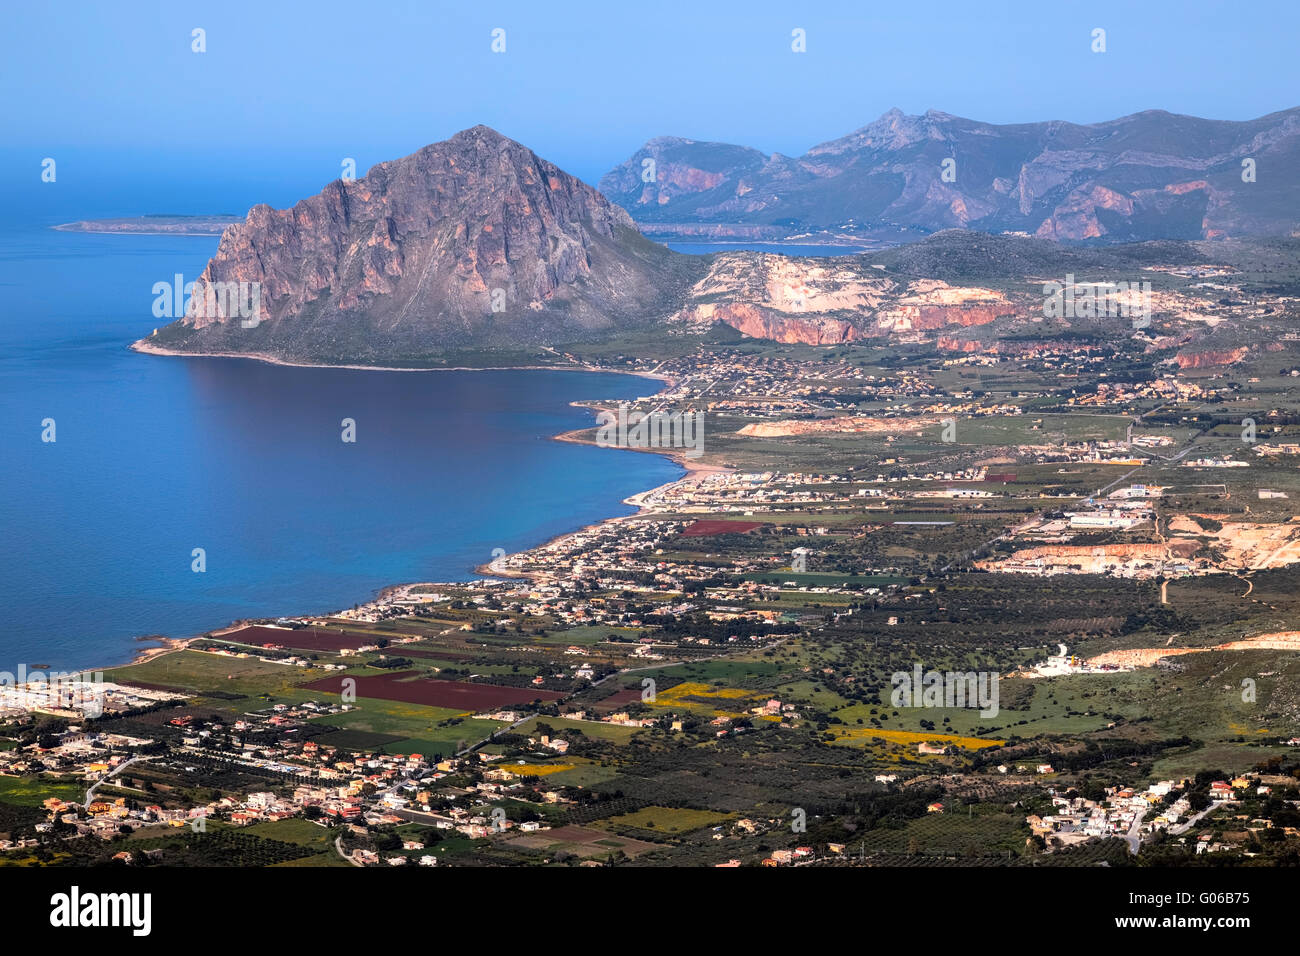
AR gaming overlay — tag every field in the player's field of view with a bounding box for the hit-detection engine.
[221,625,384,652]
[516,715,643,743]
[244,818,351,867]
[529,625,640,646]
[302,672,563,709]
[0,776,84,807]
[854,809,1032,859]
[600,806,735,834]
[504,824,659,859]
[829,728,1005,750]
[651,681,765,718]
[307,697,505,756]
[105,649,321,698]
[680,519,765,537]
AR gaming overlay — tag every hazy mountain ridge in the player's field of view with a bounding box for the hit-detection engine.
[600,107,1300,243]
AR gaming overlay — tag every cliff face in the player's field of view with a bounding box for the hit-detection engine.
[140,126,705,362]
[1175,346,1250,368]
[682,303,861,344]
[675,250,1021,345]
[602,107,1300,243]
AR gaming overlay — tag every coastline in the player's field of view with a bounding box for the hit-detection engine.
[53,227,232,238]
[52,218,241,237]
[96,349,697,675]
[472,411,730,581]
[129,339,672,382]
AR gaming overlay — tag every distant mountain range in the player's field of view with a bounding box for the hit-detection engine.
[599,107,1300,243]
[139,122,1300,365]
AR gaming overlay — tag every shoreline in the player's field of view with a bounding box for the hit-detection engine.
[53,227,232,238]
[71,635,195,675]
[128,339,672,381]
[472,411,730,580]
[89,350,698,676]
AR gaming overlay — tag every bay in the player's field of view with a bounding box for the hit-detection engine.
[0,223,682,671]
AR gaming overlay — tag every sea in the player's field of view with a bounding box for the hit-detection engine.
[0,210,685,671]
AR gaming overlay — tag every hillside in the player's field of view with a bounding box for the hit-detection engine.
[601,107,1300,244]
[138,126,707,364]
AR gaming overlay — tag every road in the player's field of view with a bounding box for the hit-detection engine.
[84,754,152,805]
[1123,807,1148,854]
[335,835,363,866]
[1124,802,1217,855]
[1169,805,1216,836]
[454,711,538,756]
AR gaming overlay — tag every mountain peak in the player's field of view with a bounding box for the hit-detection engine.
[447,124,516,146]
[140,128,705,362]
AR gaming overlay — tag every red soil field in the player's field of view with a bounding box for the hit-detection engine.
[224,626,382,653]
[679,519,763,537]
[590,687,642,714]
[303,672,563,709]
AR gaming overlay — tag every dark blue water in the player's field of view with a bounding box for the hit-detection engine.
[665,241,871,256]
[0,222,682,670]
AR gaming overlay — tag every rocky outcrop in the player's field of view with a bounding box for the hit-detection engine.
[875,301,1017,333]
[1035,185,1135,241]
[675,249,1022,345]
[139,126,706,362]
[1175,346,1250,368]
[681,303,860,344]
[599,136,770,214]
[936,336,984,352]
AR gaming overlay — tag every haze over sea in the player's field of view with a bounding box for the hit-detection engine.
[0,207,682,672]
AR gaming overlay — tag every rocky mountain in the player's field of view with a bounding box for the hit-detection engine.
[139,126,706,363]
[136,122,1299,366]
[600,107,1300,243]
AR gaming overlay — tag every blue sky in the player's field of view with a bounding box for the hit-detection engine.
[2,0,1297,214]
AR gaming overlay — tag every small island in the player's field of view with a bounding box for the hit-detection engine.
[53,214,242,236]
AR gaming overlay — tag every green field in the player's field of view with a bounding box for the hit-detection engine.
[513,715,642,743]
[0,775,84,807]
[307,697,506,757]
[600,806,735,834]
[105,649,327,698]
